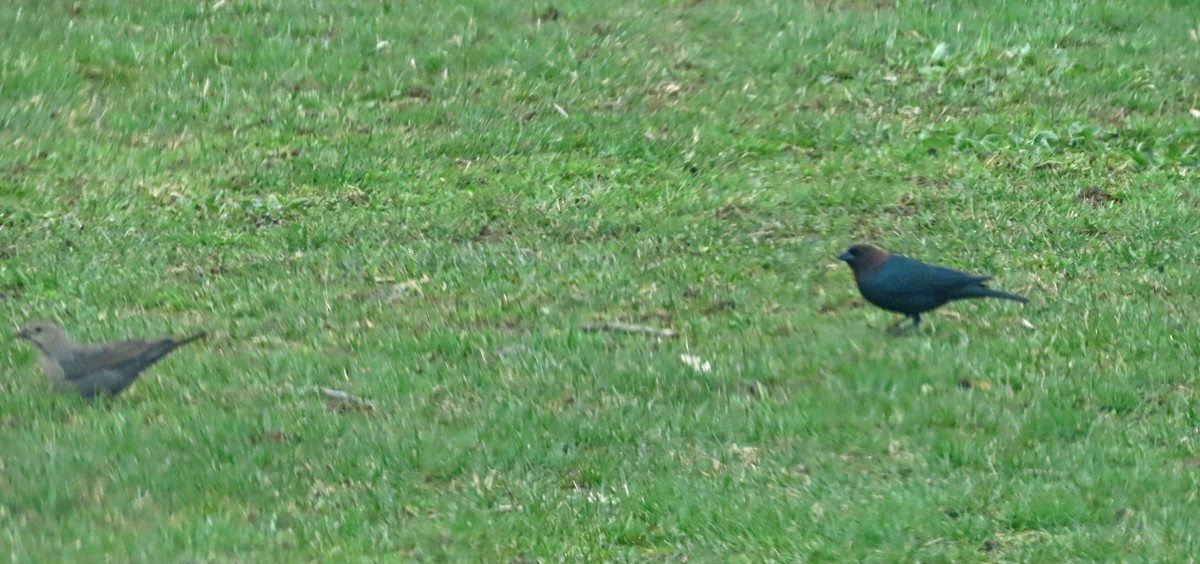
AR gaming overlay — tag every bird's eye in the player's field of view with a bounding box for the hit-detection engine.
[34,326,42,334]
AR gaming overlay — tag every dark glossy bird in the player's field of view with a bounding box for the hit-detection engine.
[837,244,1028,329]
[16,321,206,399]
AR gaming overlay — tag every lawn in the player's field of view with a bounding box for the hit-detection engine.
[2,0,1199,560]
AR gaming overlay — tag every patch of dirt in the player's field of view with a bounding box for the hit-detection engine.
[1077,187,1120,206]
[326,397,376,415]
[703,299,737,314]
[884,194,918,216]
[714,204,747,220]
[249,430,295,445]
[533,6,560,21]
[818,299,862,314]
[638,311,674,325]
[477,222,510,242]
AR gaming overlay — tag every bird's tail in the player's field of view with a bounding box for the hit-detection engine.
[143,332,205,367]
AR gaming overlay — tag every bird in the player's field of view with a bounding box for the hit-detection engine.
[15,321,205,399]
[837,244,1028,330]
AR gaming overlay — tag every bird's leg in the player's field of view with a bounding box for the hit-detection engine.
[886,314,922,336]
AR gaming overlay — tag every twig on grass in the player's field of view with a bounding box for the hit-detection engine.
[581,321,677,340]
[282,385,377,413]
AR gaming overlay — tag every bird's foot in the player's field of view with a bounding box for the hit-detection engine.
[885,318,920,336]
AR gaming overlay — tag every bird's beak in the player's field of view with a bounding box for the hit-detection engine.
[837,250,853,262]
[14,328,28,340]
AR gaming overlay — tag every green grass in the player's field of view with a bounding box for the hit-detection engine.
[2,0,1200,559]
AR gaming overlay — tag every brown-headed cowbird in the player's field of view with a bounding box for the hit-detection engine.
[838,244,1027,329]
[16,321,205,399]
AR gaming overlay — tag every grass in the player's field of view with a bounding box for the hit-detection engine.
[2,0,1199,559]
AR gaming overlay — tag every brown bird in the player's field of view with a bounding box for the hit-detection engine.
[15,321,205,399]
[838,244,1028,330]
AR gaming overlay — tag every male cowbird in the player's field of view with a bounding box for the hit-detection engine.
[837,244,1027,329]
[16,321,205,399]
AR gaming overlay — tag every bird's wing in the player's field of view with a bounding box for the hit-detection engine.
[879,256,990,294]
[58,339,179,382]
[71,369,137,399]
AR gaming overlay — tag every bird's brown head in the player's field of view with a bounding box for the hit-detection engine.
[15,321,73,353]
[838,244,891,277]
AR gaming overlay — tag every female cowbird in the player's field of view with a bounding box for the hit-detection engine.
[837,244,1028,329]
[16,321,205,399]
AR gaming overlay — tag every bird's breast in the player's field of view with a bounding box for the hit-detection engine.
[38,355,69,387]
